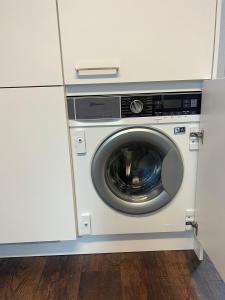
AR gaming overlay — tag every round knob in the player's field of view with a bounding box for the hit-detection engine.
[130,100,143,114]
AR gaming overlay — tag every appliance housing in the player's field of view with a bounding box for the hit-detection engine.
[68,92,200,236]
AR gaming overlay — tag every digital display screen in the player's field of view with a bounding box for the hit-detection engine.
[162,99,182,109]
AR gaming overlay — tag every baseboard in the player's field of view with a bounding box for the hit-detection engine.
[0,231,194,258]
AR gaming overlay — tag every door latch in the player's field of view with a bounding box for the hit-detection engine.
[190,130,204,144]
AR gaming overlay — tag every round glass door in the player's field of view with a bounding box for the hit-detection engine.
[106,142,163,202]
[92,127,183,214]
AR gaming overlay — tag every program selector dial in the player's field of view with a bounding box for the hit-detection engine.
[130,99,144,114]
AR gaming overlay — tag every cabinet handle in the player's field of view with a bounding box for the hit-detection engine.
[75,66,119,76]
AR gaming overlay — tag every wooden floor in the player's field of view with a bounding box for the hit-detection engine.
[0,251,224,300]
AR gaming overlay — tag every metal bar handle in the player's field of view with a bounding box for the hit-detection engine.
[75,66,119,76]
[75,66,119,72]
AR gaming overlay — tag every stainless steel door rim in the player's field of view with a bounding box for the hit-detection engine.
[91,127,184,214]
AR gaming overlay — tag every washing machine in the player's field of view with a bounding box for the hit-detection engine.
[67,92,201,236]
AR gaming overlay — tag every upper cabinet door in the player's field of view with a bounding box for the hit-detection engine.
[0,0,63,87]
[196,79,225,281]
[58,0,217,85]
[0,87,76,243]
[213,0,225,79]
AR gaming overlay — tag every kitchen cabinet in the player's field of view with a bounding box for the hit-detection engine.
[0,87,76,243]
[0,0,63,87]
[213,0,225,79]
[195,78,225,280]
[58,0,217,85]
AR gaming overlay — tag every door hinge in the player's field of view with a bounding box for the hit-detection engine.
[186,221,198,236]
[190,130,204,144]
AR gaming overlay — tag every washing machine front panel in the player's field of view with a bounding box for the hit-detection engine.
[92,127,183,214]
[71,122,198,235]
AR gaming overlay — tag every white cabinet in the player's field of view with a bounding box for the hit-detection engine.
[213,0,225,79]
[0,87,76,243]
[58,0,217,85]
[0,0,63,87]
[195,78,225,281]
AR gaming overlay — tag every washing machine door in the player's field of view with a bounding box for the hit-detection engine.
[92,127,183,214]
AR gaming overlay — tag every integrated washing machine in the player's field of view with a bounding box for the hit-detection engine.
[67,92,201,236]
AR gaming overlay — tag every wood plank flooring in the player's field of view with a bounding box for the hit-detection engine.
[0,250,224,300]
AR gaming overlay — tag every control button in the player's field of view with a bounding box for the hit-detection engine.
[191,98,198,108]
[130,100,143,114]
[182,111,190,115]
[184,103,190,108]
[155,100,161,105]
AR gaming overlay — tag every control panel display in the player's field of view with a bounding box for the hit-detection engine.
[67,92,201,120]
[121,92,201,118]
[162,99,182,109]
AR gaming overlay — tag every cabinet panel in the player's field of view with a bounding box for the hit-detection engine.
[196,79,225,281]
[0,87,76,243]
[58,0,216,85]
[213,0,225,78]
[0,0,63,87]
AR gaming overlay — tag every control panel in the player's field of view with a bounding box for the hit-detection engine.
[67,92,201,120]
[121,93,201,118]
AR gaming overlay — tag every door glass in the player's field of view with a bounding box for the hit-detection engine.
[105,142,163,203]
